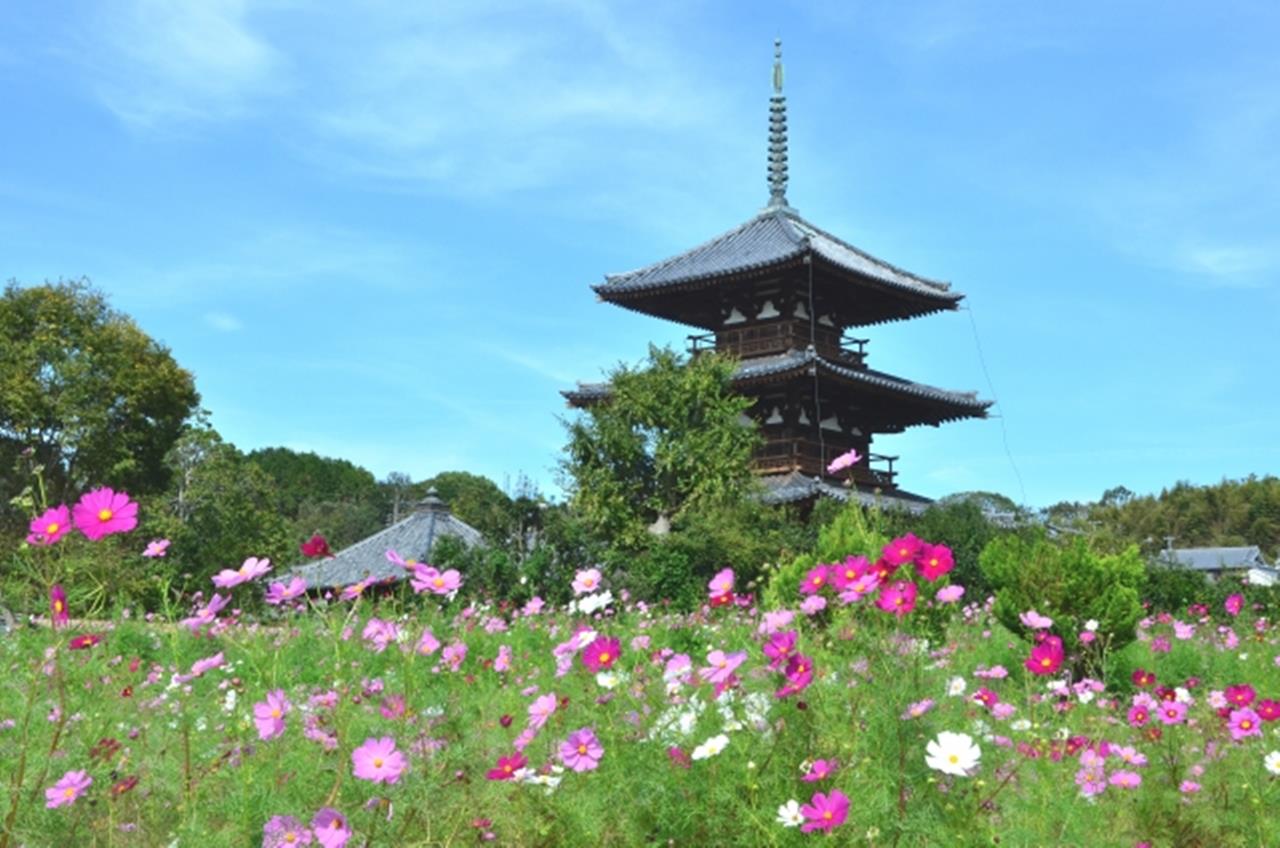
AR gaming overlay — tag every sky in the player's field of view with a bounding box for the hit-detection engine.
[3,0,1278,508]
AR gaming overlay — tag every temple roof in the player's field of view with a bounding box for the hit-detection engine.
[289,490,483,589]
[759,471,931,513]
[565,348,989,425]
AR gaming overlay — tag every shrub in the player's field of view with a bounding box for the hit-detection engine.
[762,500,888,609]
[979,532,1144,655]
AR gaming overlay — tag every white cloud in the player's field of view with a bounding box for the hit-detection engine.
[204,310,243,332]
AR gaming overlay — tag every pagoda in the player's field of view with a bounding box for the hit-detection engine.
[566,42,990,508]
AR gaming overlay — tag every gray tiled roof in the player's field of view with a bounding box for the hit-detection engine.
[759,471,931,513]
[596,210,961,303]
[290,496,483,589]
[564,349,989,416]
[1160,546,1268,571]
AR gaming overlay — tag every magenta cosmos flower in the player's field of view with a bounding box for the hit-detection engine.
[71,487,138,541]
[1225,594,1244,616]
[351,737,407,784]
[802,759,838,782]
[883,534,923,567]
[581,635,621,672]
[212,556,272,588]
[263,815,313,847]
[254,690,291,740]
[799,565,830,595]
[776,654,814,698]
[486,752,527,781]
[49,584,69,628]
[800,789,849,833]
[311,808,352,848]
[559,727,604,772]
[45,770,92,808]
[28,504,71,546]
[1225,684,1256,708]
[876,580,918,616]
[1025,635,1065,676]
[915,543,954,582]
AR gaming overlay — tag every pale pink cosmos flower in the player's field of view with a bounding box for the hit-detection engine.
[45,770,92,808]
[522,596,545,616]
[410,565,462,596]
[838,571,880,604]
[441,641,467,671]
[901,698,935,720]
[142,538,170,558]
[351,737,407,784]
[1229,708,1263,741]
[1019,610,1054,630]
[572,568,603,596]
[758,609,794,635]
[311,808,352,848]
[494,644,513,672]
[361,618,400,653]
[528,692,558,729]
[826,447,861,474]
[175,651,225,683]
[708,567,734,601]
[800,595,827,615]
[72,487,138,541]
[265,576,307,605]
[1109,770,1141,789]
[212,556,272,588]
[182,593,229,632]
[263,815,313,846]
[558,727,604,772]
[416,628,441,656]
[936,584,966,604]
[254,690,291,740]
[700,649,747,686]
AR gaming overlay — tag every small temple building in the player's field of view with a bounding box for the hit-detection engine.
[566,42,990,509]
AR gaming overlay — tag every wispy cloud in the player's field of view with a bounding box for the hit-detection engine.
[204,311,243,332]
[82,0,284,127]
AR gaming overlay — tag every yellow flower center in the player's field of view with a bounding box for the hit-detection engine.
[373,757,384,768]
[1242,720,1253,730]
[433,577,444,587]
[271,709,281,718]
[63,787,75,798]
[1040,657,1052,667]
[47,522,59,534]
[813,577,823,586]
[584,578,594,587]
[285,835,297,844]
[823,811,832,820]
[599,652,611,664]
[895,597,904,606]
[929,558,939,568]
[53,600,63,613]
[577,744,587,754]
[948,754,958,764]
[98,508,113,522]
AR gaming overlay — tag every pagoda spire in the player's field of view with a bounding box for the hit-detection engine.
[767,38,791,211]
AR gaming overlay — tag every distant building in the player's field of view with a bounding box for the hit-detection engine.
[291,489,482,590]
[1158,546,1277,586]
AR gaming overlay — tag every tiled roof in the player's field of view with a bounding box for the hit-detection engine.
[290,494,483,589]
[565,349,989,416]
[596,210,961,303]
[1160,546,1268,571]
[759,471,931,513]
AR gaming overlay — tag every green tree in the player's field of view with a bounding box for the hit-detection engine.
[0,280,200,512]
[247,446,387,549]
[418,471,514,543]
[560,345,760,549]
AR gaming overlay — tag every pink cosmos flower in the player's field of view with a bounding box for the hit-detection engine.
[486,752,526,780]
[776,654,814,698]
[800,595,827,616]
[1019,609,1054,630]
[182,593,229,632]
[708,567,735,602]
[800,565,830,595]
[763,630,798,669]
[1228,708,1262,741]
[45,770,92,808]
[559,727,604,772]
[185,652,225,680]
[826,447,861,474]
[49,584,69,628]
[528,692,558,729]
[1127,704,1150,727]
[882,534,923,567]
[972,688,1000,710]
[265,576,308,605]
[253,690,291,741]
[901,698,935,720]
[829,555,870,590]
[800,789,849,833]
[915,543,954,582]
[309,809,350,848]
[28,505,71,546]
[263,815,313,847]
[1225,594,1244,616]
[581,635,621,672]
[362,618,401,654]
[1157,701,1188,725]
[338,580,368,601]
[415,628,441,656]
[311,808,352,848]
[494,644,513,673]
[142,538,170,558]
[212,556,272,588]
[936,584,965,604]
[837,571,880,604]
[351,737,407,784]
[522,596,545,616]
[1256,699,1280,722]
[410,565,463,596]
[700,650,747,686]
[801,759,837,782]
[1225,684,1256,707]
[876,580,918,617]
[72,487,138,541]
[1025,636,1064,676]
[69,632,102,650]
[758,610,794,635]
[572,568,603,596]
[442,641,467,671]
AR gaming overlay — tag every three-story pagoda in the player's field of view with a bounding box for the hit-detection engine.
[566,42,990,507]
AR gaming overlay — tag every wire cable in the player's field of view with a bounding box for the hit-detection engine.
[964,302,1027,507]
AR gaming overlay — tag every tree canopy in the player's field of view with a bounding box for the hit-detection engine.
[560,345,760,549]
[0,280,199,511]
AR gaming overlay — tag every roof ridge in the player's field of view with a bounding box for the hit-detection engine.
[601,214,794,284]
[783,211,952,292]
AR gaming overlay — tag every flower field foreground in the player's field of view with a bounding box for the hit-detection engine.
[5,518,1280,844]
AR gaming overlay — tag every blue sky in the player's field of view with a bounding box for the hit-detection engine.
[3,1,1278,507]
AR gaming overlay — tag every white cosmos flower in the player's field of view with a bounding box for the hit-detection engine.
[946,676,967,697]
[925,731,981,777]
[1265,750,1280,776]
[691,733,730,760]
[1084,619,1099,632]
[776,800,804,827]
[596,671,620,690]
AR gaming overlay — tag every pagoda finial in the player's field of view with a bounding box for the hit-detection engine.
[767,38,790,210]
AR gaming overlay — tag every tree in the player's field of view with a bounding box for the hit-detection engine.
[247,446,386,549]
[0,280,199,512]
[560,345,760,549]
[419,471,514,542]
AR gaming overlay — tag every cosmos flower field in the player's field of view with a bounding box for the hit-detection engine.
[7,490,1280,846]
